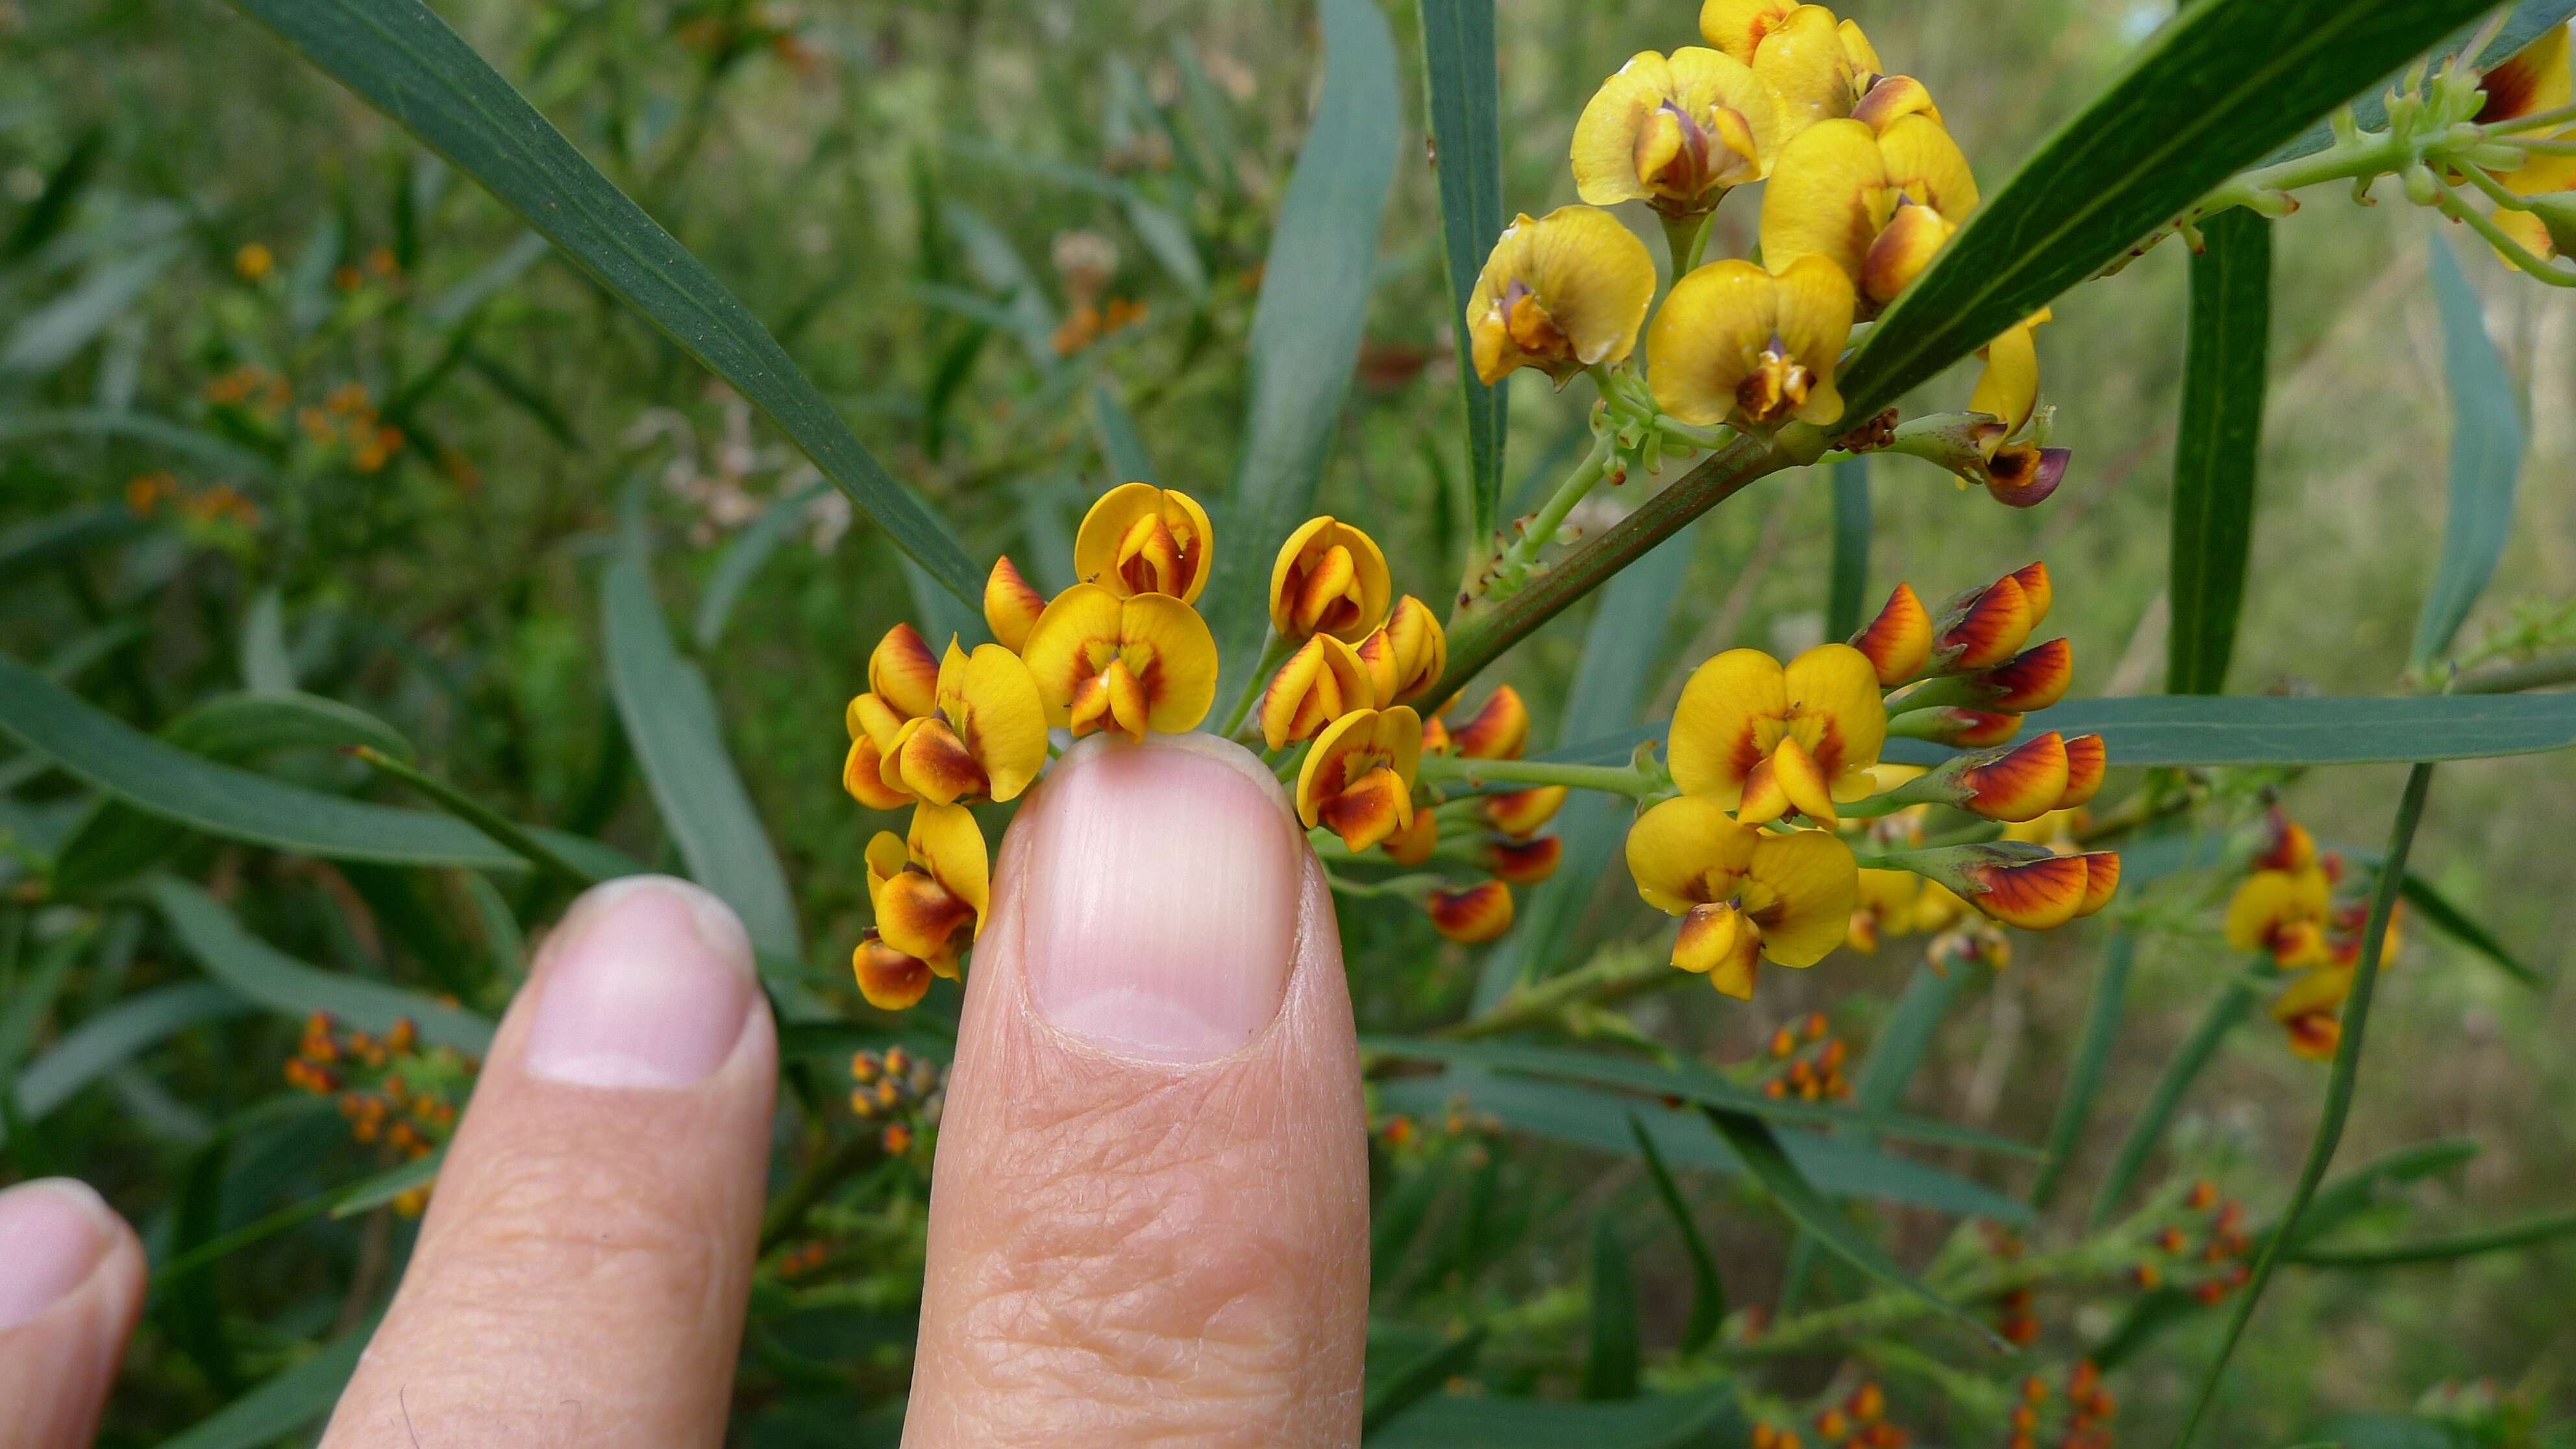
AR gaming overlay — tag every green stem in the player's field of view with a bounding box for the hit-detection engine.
[1418,753,1658,799]
[759,1133,880,1253]
[2434,177,2576,286]
[1436,945,1675,1040]
[350,747,599,889]
[2168,763,2435,1449]
[2452,647,2576,694]
[1436,428,1801,701]
[1491,426,1615,590]
[1218,631,1293,739]
[1657,210,1711,282]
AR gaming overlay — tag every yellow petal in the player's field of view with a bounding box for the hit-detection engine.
[908,800,990,931]
[1019,582,1124,727]
[2477,21,2572,127]
[1837,18,1882,76]
[1879,112,1977,216]
[1750,5,1855,135]
[1670,647,1789,801]
[939,641,1048,801]
[1119,592,1219,733]
[1358,595,1445,705]
[1744,829,1859,967]
[1760,118,1886,288]
[1624,794,1758,915]
[1970,314,2044,442]
[868,622,941,720]
[1572,55,1674,206]
[2223,867,2329,953]
[1073,482,1215,603]
[1268,516,1393,641]
[1781,641,1887,780]
[982,556,1046,652]
[1770,253,1857,424]
[1645,260,1777,427]
[863,830,909,908]
[1697,0,1798,63]
[1463,206,1657,386]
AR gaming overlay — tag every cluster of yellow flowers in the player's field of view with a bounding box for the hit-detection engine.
[2222,811,2403,1060]
[1465,0,2062,501]
[1618,560,2116,999]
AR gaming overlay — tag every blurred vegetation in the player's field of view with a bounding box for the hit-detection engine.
[2,0,2572,1444]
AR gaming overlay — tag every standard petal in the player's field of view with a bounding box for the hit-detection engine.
[1877,112,1977,216]
[1746,828,1859,967]
[909,800,991,930]
[1758,118,1885,287]
[1624,794,1757,915]
[1782,641,1886,778]
[1751,5,1857,133]
[949,642,1048,800]
[1571,57,1666,205]
[868,621,941,720]
[1019,582,1124,726]
[1670,647,1789,799]
[1646,259,1779,427]
[1970,317,2044,440]
[1122,593,1219,732]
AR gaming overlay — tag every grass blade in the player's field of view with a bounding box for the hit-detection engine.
[2167,210,2271,696]
[1417,0,1507,543]
[1206,0,1400,676]
[1701,1106,2000,1346]
[2032,932,2136,1213]
[2398,870,2542,988]
[10,983,253,1126]
[2289,1208,2576,1267]
[1835,0,2495,425]
[2412,229,2523,670]
[228,0,980,604]
[1826,456,1871,641]
[1583,1213,1640,1399]
[2089,960,2266,1229]
[2169,763,2437,1448]
[1361,1326,1487,1439]
[1628,1112,1726,1352]
[350,747,599,889]
[603,506,802,960]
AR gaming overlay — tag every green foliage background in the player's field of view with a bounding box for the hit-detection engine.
[2,0,2573,1443]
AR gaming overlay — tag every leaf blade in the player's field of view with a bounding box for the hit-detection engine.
[2412,229,2524,669]
[1627,1112,1726,1352]
[2167,210,2272,696]
[1417,0,1508,541]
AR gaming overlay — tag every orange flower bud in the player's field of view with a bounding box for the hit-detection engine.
[2073,852,2120,917]
[1851,582,1932,686]
[853,932,933,1011]
[869,622,942,719]
[1357,595,1447,705]
[1383,808,1439,866]
[2253,811,2316,873]
[1966,850,2092,930]
[1957,732,2072,823]
[2059,732,2107,808]
[1937,572,2035,671]
[1483,784,1568,839]
[1907,707,2022,747]
[1428,880,1515,943]
[1259,634,1376,750]
[1484,834,1563,885]
[984,556,1046,651]
[1448,685,1530,760]
[1974,638,2072,712]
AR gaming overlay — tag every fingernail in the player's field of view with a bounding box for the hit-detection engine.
[1023,735,1302,1064]
[0,1180,114,1329]
[525,876,758,1088]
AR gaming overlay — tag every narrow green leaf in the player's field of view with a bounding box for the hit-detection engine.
[156,691,417,765]
[1417,0,1507,541]
[695,478,832,650]
[1363,1324,1487,1439]
[1,243,179,377]
[144,875,496,1053]
[151,1315,382,1449]
[2172,763,2437,1449]
[2412,229,2523,669]
[2397,870,2542,988]
[1835,0,2495,425]
[0,656,630,876]
[1370,1387,1737,1448]
[2032,932,2136,1212]
[2270,1,2576,161]
[0,408,279,482]
[944,205,1059,365]
[0,928,89,1083]
[1374,1072,2033,1222]
[1092,382,1160,485]
[1583,1213,1641,1400]
[10,983,253,1124]
[1208,0,1400,675]
[1895,693,2576,766]
[0,505,137,578]
[2168,210,2271,696]
[2089,961,2266,1229]
[1471,528,1693,1010]
[352,747,600,889]
[229,0,980,604]
[463,870,529,982]
[1628,1113,1726,1353]
[156,1148,448,1284]
[4,127,105,261]
[330,1150,445,1219]
[240,586,297,693]
[1702,1106,2000,1346]
[2292,1207,2576,1268]
[1826,456,1871,641]
[603,514,802,960]
[1363,1035,2040,1156]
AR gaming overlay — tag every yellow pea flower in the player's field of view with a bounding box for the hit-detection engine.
[1258,633,1376,750]
[1296,706,1423,852]
[1624,795,1859,998]
[1761,115,1977,313]
[2270,965,2351,1061]
[1447,685,1530,761]
[1644,256,1855,431]
[2479,23,2576,195]
[1844,867,1964,952]
[852,932,932,1011]
[1970,308,2051,446]
[1019,583,1218,743]
[869,621,941,719]
[874,639,1048,806]
[865,802,989,976]
[1357,595,1446,706]
[840,623,947,811]
[1697,1,1857,136]
[1572,49,1787,218]
[1072,481,1216,604]
[2225,865,2333,969]
[1839,22,1942,134]
[842,692,915,811]
[1270,515,1393,642]
[983,556,1046,652]
[1669,643,1886,825]
[1465,206,1657,387]
[1428,880,1515,943]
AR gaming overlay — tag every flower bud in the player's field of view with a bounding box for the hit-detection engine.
[1428,880,1515,943]
[983,555,1046,651]
[1357,595,1447,705]
[1850,582,1933,686]
[1448,686,1531,760]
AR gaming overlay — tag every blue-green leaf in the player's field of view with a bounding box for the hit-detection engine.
[145,876,496,1053]
[1627,1113,1726,1352]
[1208,0,1400,675]
[10,983,253,1128]
[2168,210,2272,696]
[1417,0,1507,541]
[228,0,980,604]
[1826,456,1871,641]
[1835,0,2496,424]
[1,243,179,377]
[2397,870,2542,988]
[603,512,802,960]
[2412,229,2523,669]
[151,1315,382,1449]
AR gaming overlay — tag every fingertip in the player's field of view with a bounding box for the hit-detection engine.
[0,1178,147,1449]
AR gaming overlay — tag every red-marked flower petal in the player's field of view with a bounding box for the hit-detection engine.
[1979,638,2072,712]
[1484,784,1568,839]
[1485,835,1563,886]
[2073,850,2120,917]
[2058,732,2107,808]
[889,716,990,806]
[1383,807,1439,867]
[1959,731,2070,823]
[1940,573,2033,671]
[842,735,911,810]
[982,555,1046,652]
[1674,902,1763,997]
[1852,582,1932,686]
[868,622,942,720]
[1968,852,2091,930]
[876,870,978,969]
[1985,445,2070,508]
[1450,686,1531,760]
[2006,562,2052,626]
[1913,707,2023,747]
[1429,880,1515,943]
[1318,764,1412,852]
[852,932,932,1011]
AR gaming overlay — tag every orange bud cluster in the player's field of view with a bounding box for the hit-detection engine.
[1813,1380,1908,1449]
[1759,1013,1852,1100]
[775,1239,834,1280]
[1394,687,1570,944]
[848,1046,947,1156]
[204,363,291,414]
[283,1013,471,1217]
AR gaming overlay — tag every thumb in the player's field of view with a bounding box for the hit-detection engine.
[906,734,1368,1448]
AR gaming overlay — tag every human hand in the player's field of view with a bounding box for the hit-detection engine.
[0,734,1368,1448]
